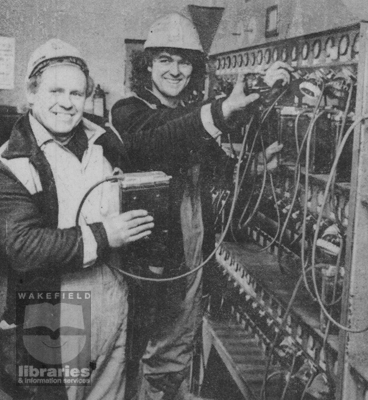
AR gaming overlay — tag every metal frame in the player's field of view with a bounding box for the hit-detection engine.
[337,21,368,400]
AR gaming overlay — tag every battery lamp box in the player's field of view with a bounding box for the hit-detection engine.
[119,171,172,271]
[119,171,171,226]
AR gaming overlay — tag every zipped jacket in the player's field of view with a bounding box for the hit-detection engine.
[111,90,236,275]
[0,110,220,323]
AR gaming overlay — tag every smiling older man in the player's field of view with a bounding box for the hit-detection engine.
[0,37,253,400]
[0,38,156,400]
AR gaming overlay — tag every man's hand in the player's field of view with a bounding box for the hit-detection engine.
[222,73,260,119]
[263,61,293,88]
[103,210,154,248]
[221,62,293,120]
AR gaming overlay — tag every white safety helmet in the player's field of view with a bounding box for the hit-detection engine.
[26,38,89,80]
[144,13,203,53]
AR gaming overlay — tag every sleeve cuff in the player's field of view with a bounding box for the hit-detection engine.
[88,222,110,260]
[81,223,109,268]
[81,225,98,267]
[200,103,222,140]
[210,98,240,134]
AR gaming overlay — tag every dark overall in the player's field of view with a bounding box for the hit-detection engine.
[112,91,234,400]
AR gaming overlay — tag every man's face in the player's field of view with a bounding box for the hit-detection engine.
[28,64,87,140]
[149,51,193,102]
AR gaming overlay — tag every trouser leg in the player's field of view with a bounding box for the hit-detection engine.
[61,265,128,400]
[125,278,162,400]
[138,269,203,400]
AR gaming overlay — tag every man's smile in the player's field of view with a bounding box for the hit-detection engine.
[165,78,182,84]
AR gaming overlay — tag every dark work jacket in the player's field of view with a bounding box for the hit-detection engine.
[0,110,221,399]
[0,114,133,326]
[111,90,236,275]
[0,110,217,323]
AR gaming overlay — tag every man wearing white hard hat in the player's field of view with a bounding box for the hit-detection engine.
[0,37,249,400]
[111,12,291,400]
[0,38,152,400]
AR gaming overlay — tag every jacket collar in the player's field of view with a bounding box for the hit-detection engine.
[2,112,106,160]
[1,112,60,227]
[135,88,166,109]
[2,113,38,159]
[2,110,132,174]
[136,87,185,110]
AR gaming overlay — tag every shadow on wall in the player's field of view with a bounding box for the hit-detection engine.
[0,106,21,147]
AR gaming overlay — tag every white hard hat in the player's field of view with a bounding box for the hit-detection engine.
[144,13,203,53]
[26,38,89,80]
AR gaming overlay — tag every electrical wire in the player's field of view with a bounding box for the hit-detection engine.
[260,264,331,400]
[277,109,312,253]
[213,189,231,227]
[227,133,236,159]
[260,173,282,251]
[235,119,261,202]
[276,109,310,274]
[235,92,286,220]
[276,101,323,288]
[294,108,312,153]
[276,167,302,275]
[75,123,250,283]
[321,238,344,308]
[238,135,268,229]
[228,112,274,242]
[300,372,315,400]
[230,164,257,242]
[301,108,329,297]
[330,82,354,232]
[275,86,326,288]
[280,352,297,400]
[310,114,368,332]
[263,370,286,400]
[336,82,354,149]
[276,102,323,267]
[316,246,343,391]
[237,88,289,230]
[232,115,256,199]
[320,318,338,394]
[260,267,310,400]
[232,95,286,239]
[229,117,256,241]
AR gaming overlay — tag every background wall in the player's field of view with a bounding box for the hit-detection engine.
[0,0,225,112]
[0,0,366,112]
[209,0,364,55]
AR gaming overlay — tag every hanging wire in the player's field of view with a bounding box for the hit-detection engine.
[330,81,355,233]
[263,370,287,400]
[300,107,330,297]
[300,372,316,400]
[310,114,368,332]
[279,352,297,400]
[276,108,310,257]
[259,173,282,251]
[229,117,256,241]
[237,134,268,229]
[237,88,289,231]
[75,115,251,283]
[260,266,313,400]
[276,88,325,295]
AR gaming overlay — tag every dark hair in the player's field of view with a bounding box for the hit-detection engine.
[26,70,95,98]
[130,47,207,103]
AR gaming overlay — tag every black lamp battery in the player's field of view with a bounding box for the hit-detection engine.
[119,171,172,273]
